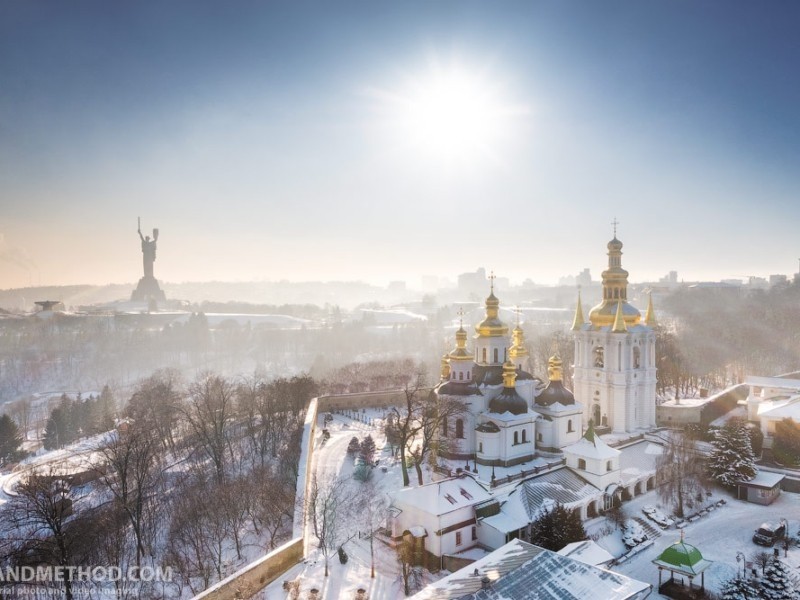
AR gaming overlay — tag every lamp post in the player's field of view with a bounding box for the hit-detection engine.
[736,551,745,580]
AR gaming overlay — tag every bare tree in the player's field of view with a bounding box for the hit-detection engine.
[93,421,163,567]
[184,372,236,484]
[126,369,184,453]
[656,431,708,518]
[307,472,355,577]
[409,393,467,485]
[750,550,773,576]
[358,480,390,579]
[397,535,423,596]
[390,366,430,487]
[1,470,96,600]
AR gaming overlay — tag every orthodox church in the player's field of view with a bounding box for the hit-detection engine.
[435,233,657,467]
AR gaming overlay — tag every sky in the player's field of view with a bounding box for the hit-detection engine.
[1,1,799,289]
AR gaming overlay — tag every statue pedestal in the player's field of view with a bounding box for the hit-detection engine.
[131,276,166,303]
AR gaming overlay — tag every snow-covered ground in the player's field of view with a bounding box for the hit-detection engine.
[263,408,446,599]
[590,487,800,598]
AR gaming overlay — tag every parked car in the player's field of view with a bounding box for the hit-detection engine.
[642,505,657,516]
[753,522,786,547]
[622,520,648,549]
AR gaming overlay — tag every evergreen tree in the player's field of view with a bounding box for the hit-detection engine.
[359,434,377,464]
[346,436,361,456]
[719,577,759,600]
[0,414,24,465]
[43,407,69,450]
[773,418,800,466]
[529,503,586,551]
[708,421,756,487]
[760,557,798,600]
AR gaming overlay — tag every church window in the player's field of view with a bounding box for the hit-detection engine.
[482,348,487,363]
[592,404,601,427]
[593,347,604,368]
[537,432,542,442]
[478,442,483,453]
[467,371,471,380]
[602,415,608,427]
[459,371,463,381]
[607,460,613,472]
[472,526,477,541]
[455,419,464,439]
[513,431,519,445]
[633,346,641,369]
[493,348,499,363]
[578,459,586,470]
[521,429,527,443]
[442,418,448,437]
[567,420,574,433]
[504,348,507,362]
[456,531,462,546]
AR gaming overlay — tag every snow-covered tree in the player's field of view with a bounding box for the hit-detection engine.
[719,576,759,600]
[708,421,756,487]
[530,503,586,551]
[760,557,799,600]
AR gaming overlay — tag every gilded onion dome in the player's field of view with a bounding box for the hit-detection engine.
[588,235,641,328]
[508,311,529,361]
[475,279,509,338]
[488,361,528,415]
[449,324,473,362]
[440,354,451,379]
[535,354,576,407]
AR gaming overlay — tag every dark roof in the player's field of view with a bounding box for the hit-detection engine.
[515,367,537,381]
[489,387,528,415]
[475,422,500,433]
[473,365,504,386]
[535,379,575,407]
[436,381,482,397]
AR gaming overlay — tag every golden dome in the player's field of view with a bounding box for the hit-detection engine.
[449,325,473,361]
[475,290,509,337]
[588,234,641,328]
[440,354,451,379]
[502,360,518,388]
[547,355,563,381]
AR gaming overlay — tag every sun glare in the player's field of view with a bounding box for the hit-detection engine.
[370,60,528,168]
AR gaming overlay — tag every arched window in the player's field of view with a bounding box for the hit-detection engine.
[493,348,499,363]
[537,432,542,442]
[633,346,641,369]
[607,460,613,472]
[593,347,604,368]
[455,419,464,439]
[467,371,471,380]
[482,348,487,363]
[592,404,601,427]
[504,348,507,361]
[521,429,527,443]
[567,419,574,433]
[478,442,483,453]
[442,417,448,437]
[459,371,463,381]
[578,459,586,470]
[513,431,519,445]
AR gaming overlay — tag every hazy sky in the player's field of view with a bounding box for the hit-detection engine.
[1,1,799,289]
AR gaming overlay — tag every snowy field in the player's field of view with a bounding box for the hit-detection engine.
[591,486,800,598]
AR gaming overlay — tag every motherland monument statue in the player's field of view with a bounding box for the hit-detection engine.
[131,217,167,304]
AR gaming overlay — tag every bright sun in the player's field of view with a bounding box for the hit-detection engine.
[370,60,527,167]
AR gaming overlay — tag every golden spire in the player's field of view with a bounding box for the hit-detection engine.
[588,225,641,328]
[449,308,472,361]
[612,298,627,333]
[571,291,585,331]
[502,360,517,388]
[440,354,451,379]
[547,355,563,381]
[645,292,657,327]
[509,307,529,362]
[475,274,508,338]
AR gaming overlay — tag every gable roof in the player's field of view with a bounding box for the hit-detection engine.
[413,539,651,599]
[392,475,491,516]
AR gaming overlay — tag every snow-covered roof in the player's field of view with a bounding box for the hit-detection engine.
[483,408,539,423]
[564,425,620,460]
[391,475,491,516]
[738,470,785,489]
[482,468,598,534]
[413,539,651,599]
[618,441,662,484]
[757,395,800,421]
[557,540,614,566]
[745,375,800,390]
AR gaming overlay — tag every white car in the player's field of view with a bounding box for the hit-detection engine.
[642,505,657,516]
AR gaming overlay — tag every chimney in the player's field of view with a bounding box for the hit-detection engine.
[481,576,491,590]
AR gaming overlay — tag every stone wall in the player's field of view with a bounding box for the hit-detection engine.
[192,538,303,600]
[317,388,430,412]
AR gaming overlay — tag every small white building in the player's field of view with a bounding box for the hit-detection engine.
[745,375,800,444]
[390,475,492,564]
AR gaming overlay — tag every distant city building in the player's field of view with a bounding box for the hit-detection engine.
[769,274,788,287]
[576,268,592,287]
[388,280,407,293]
[659,270,678,284]
[748,276,768,289]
